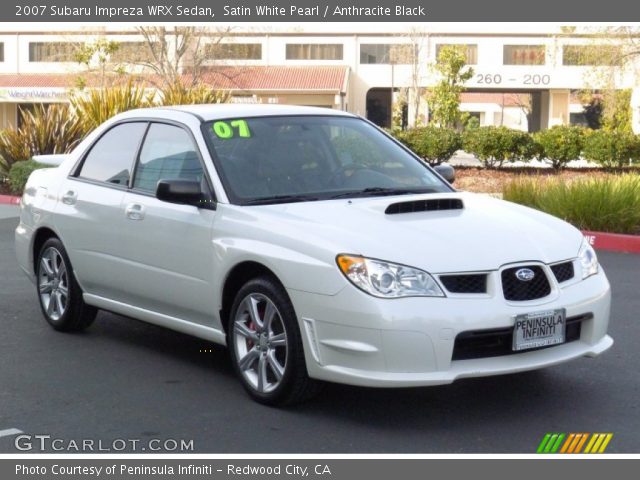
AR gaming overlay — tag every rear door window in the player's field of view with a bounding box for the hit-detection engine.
[78,122,147,186]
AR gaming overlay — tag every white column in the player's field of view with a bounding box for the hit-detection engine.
[547,89,570,127]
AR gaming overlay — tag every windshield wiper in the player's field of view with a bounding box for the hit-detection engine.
[329,187,434,199]
[243,194,321,205]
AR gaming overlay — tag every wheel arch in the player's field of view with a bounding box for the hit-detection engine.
[220,261,285,335]
[32,227,61,274]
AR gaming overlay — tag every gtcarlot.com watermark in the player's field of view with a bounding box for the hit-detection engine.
[14,434,194,452]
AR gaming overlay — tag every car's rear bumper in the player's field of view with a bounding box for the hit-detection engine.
[15,221,36,283]
[288,269,612,387]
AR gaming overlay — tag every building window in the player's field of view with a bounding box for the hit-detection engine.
[0,43,4,62]
[28,42,79,62]
[360,44,415,64]
[110,42,156,63]
[286,44,343,60]
[503,45,545,65]
[562,45,622,66]
[436,44,478,64]
[205,43,262,60]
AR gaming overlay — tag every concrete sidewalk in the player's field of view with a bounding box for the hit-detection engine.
[448,151,598,168]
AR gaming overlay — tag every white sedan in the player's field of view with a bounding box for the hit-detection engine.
[15,105,613,405]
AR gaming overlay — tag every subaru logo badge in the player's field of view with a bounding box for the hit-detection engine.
[515,268,535,282]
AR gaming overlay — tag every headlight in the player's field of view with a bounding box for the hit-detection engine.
[336,255,445,298]
[578,240,599,279]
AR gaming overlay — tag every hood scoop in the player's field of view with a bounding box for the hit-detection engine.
[385,198,464,215]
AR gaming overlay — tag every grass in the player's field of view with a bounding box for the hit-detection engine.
[503,174,640,234]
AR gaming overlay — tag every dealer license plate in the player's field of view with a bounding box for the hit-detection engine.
[513,309,566,351]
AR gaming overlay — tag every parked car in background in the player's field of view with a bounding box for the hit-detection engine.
[15,105,613,405]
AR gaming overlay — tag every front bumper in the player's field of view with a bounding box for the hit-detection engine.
[288,269,612,387]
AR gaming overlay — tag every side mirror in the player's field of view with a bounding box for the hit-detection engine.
[156,179,203,206]
[434,163,455,184]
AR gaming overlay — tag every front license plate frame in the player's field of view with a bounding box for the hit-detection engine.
[512,309,566,351]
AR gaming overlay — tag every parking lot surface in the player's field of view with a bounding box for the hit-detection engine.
[0,215,637,453]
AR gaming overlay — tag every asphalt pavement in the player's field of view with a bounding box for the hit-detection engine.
[0,205,19,220]
[0,214,638,453]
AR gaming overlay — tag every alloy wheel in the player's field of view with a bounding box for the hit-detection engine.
[38,247,69,322]
[232,293,288,394]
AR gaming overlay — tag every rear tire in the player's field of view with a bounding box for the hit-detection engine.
[228,276,322,406]
[36,238,97,332]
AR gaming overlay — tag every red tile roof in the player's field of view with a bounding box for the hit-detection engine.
[0,74,72,88]
[199,66,349,92]
[0,66,350,93]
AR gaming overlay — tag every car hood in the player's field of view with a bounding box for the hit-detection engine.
[240,192,584,274]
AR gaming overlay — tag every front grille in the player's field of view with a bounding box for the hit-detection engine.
[440,274,487,294]
[451,313,591,361]
[501,265,551,301]
[385,198,463,215]
[551,261,575,283]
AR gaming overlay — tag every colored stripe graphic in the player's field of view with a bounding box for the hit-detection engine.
[544,434,558,453]
[574,433,589,453]
[584,433,599,453]
[560,433,575,453]
[598,434,613,453]
[537,433,552,453]
[585,433,614,453]
[550,433,565,453]
[538,433,613,454]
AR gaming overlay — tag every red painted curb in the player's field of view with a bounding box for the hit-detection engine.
[0,194,20,205]
[583,231,640,254]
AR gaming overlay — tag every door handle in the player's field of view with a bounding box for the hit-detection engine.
[61,190,77,205]
[125,203,145,221]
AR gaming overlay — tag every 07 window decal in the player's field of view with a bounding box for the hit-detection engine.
[212,120,251,139]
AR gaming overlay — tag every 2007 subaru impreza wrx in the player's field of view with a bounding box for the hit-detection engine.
[15,105,613,405]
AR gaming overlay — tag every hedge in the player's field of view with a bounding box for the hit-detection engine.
[582,129,640,168]
[462,126,538,168]
[395,126,461,166]
[8,160,48,194]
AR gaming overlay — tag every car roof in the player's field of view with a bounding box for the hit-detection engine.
[118,104,356,122]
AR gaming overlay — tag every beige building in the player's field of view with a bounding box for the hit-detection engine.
[0,23,638,132]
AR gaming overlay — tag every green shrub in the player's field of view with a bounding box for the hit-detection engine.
[69,79,154,135]
[0,104,81,175]
[582,129,640,168]
[157,80,229,106]
[533,125,584,170]
[20,104,82,156]
[8,160,47,194]
[396,126,461,166]
[462,126,534,168]
[501,176,544,209]
[464,116,480,130]
[0,129,31,175]
[503,174,640,234]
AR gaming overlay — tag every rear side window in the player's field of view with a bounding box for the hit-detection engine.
[78,122,147,186]
[133,123,204,193]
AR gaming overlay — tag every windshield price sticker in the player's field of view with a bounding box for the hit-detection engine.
[212,120,251,139]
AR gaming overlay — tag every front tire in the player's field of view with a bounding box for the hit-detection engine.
[36,238,97,332]
[228,276,321,406]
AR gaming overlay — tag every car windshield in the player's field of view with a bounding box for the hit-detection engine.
[202,115,452,205]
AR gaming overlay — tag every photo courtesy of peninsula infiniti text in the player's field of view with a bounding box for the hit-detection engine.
[15,105,613,405]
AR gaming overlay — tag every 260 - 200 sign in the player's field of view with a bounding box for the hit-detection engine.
[475,73,551,85]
